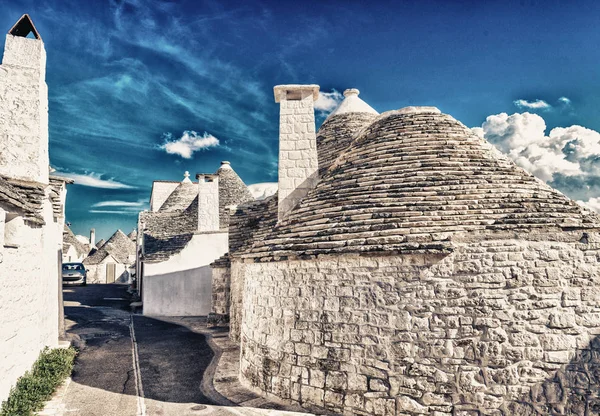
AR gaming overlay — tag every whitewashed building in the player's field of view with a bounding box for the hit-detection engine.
[83,229,136,284]
[138,163,253,316]
[0,15,72,402]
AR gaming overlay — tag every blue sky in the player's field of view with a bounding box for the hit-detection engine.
[2,0,600,240]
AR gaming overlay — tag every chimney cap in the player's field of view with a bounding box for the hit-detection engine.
[274,84,319,103]
[343,88,360,97]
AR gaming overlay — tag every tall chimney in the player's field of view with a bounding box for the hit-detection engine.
[273,84,320,221]
[196,174,219,232]
[90,228,96,247]
[0,15,49,184]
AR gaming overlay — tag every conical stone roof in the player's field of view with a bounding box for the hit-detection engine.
[159,181,197,212]
[317,89,379,173]
[84,229,135,265]
[217,161,254,229]
[244,107,600,260]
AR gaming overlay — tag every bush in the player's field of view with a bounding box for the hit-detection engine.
[1,347,77,416]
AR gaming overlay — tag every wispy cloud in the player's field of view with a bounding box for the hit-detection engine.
[513,96,572,112]
[160,131,220,158]
[56,172,136,189]
[558,96,572,105]
[513,99,551,110]
[315,90,343,114]
[89,210,139,215]
[92,200,147,208]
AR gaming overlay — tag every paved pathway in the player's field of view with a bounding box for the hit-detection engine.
[53,284,313,416]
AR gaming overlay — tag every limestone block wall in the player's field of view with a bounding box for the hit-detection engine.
[0,34,49,184]
[230,260,247,342]
[211,266,231,316]
[238,234,600,415]
[0,198,59,402]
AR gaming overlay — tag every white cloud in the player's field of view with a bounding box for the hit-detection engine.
[89,210,139,215]
[558,96,572,105]
[247,182,277,200]
[314,90,343,114]
[160,130,219,158]
[56,172,136,189]
[513,99,551,110]
[577,197,600,213]
[92,200,147,208]
[474,112,600,182]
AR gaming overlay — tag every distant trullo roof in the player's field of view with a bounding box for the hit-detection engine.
[95,238,106,249]
[232,103,600,261]
[159,174,198,212]
[63,225,88,258]
[84,229,135,265]
[127,229,137,241]
[217,161,254,228]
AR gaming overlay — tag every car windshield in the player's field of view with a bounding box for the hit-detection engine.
[63,264,84,271]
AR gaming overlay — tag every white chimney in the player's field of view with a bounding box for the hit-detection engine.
[273,84,320,222]
[0,15,49,184]
[90,228,96,247]
[196,174,219,232]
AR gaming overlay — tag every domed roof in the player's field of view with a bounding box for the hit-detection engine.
[317,89,379,172]
[244,107,600,260]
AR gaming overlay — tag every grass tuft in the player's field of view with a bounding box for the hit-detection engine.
[1,347,77,416]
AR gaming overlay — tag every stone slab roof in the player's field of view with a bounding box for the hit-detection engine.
[210,253,230,268]
[140,202,197,262]
[159,182,198,212]
[317,112,379,174]
[238,109,600,261]
[0,175,45,225]
[229,194,278,256]
[95,238,106,249]
[217,162,254,229]
[84,229,135,265]
[63,225,88,258]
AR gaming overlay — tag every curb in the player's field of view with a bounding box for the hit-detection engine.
[36,377,71,416]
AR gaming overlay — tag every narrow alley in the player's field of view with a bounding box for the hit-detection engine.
[61,285,308,416]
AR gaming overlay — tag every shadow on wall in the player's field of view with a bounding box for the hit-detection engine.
[506,338,600,415]
[64,302,214,404]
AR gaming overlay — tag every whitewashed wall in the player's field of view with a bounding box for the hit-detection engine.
[0,198,59,402]
[143,232,228,316]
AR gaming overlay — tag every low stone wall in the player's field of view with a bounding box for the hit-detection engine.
[230,261,246,342]
[210,265,231,324]
[238,234,600,415]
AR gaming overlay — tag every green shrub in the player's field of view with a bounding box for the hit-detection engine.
[1,347,77,416]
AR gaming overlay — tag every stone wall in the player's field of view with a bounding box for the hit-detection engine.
[238,233,600,415]
[0,197,59,402]
[211,266,231,316]
[230,260,246,342]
